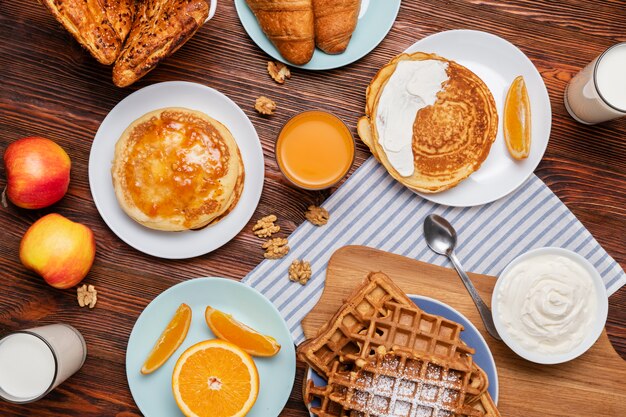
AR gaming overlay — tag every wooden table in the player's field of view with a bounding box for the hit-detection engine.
[1,1,624,416]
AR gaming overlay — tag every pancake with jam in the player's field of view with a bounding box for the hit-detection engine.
[357,52,498,193]
[112,108,244,231]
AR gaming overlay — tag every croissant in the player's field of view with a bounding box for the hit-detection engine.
[245,0,315,65]
[112,0,209,87]
[41,0,135,65]
[312,0,360,54]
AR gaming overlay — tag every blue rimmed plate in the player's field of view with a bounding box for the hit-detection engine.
[234,0,401,70]
[126,277,296,417]
[306,294,498,414]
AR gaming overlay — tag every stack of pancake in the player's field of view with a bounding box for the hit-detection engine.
[112,108,244,232]
[357,52,498,193]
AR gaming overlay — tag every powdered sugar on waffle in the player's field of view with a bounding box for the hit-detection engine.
[347,354,463,417]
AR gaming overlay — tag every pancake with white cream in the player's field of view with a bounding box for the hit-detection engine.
[358,52,498,193]
[111,107,244,231]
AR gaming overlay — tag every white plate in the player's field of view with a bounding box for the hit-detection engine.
[88,81,264,259]
[405,30,552,207]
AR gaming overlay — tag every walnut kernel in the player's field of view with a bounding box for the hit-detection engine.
[288,259,311,285]
[77,284,97,309]
[263,237,289,259]
[267,61,291,84]
[255,96,276,115]
[305,205,329,226]
[253,214,280,238]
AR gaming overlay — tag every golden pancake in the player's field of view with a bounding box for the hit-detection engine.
[357,52,498,193]
[111,107,244,231]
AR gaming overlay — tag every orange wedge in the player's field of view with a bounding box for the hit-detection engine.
[205,306,281,357]
[141,303,192,375]
[504,75,531,160]
[172,339,259,417]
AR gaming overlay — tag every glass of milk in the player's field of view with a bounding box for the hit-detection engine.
[564,42,626,124]
[0,324,87,403]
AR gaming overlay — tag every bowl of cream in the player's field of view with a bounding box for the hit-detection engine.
[492,247,608,364]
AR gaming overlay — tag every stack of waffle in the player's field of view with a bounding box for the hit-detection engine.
[297,272,500,417]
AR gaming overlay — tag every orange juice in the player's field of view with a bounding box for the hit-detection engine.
[276,111,354,189]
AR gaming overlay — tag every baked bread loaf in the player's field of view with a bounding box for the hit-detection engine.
[111,108,244,231]
[41,0,135,65]
[112,0,209,87]
[245,0,315,65]
[312,0,360,54]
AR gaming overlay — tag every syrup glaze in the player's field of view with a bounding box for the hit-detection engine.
[123,110,230,228]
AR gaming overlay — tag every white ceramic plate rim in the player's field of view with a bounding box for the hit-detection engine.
[400,29,552,207]
[233,0,401,70]
[305,293,499,416]
[491,247,609,364]
[126,277,296,417]
[88,81,264,259]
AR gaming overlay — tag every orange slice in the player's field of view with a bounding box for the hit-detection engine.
[141,303,192,375]
[172,339,259,417]
[504,75,531,160]
[205,306,281,357]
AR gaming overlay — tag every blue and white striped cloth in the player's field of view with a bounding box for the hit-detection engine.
[243,157,626,344]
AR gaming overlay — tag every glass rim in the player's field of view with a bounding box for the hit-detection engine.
[0,331,59,404]
[593,41,626,113]
[274,110,356,191]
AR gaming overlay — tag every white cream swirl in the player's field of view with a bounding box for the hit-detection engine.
[496,254,597,355]
[375,60,449,177]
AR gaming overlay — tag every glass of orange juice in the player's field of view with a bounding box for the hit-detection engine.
[275,111,355,190]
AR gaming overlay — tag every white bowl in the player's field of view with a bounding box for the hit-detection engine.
[491,247,608,364]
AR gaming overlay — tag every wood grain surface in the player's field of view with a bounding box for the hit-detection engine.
[0,1,625,416]
[302,246,626,416]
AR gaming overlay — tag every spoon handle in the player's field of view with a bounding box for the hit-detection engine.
[448,252,501,341]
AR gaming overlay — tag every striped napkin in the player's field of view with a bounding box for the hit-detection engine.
[243,157,626,344]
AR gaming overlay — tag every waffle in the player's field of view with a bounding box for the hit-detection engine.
[298,272,500,417]
[329,347,481,417]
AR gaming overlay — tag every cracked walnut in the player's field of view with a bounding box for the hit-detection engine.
[253,214,280,238]
[255,96,276,115]
[77,284,97,308]
[305,205,329,226]
[288,259,311,285]
[263,237,289,259]
[267,61,291,84]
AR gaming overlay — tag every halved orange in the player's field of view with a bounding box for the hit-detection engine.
[504,75,532,160]
[141,303,192,375]
[172,339,259,417]
[205,306,281,357]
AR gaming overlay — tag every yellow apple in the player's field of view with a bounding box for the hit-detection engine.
[20,213,96,289]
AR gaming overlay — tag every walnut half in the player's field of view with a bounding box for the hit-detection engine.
[263,237,289,259]
[267,61,291,84]
[77,284,97,309]
[255,96,276,115]
[288,259,311,285]
[305,205,329,226]
[253,214,280,238]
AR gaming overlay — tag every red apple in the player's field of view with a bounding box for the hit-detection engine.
[20,213,96,289]
[4,136,71,209]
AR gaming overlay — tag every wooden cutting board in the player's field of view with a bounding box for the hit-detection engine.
[301,246,626,416]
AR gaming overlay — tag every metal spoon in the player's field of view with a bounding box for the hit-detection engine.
[424,214,501,341]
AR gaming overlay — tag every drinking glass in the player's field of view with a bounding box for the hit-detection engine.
[564,42,626,124]
[0,324,87,403]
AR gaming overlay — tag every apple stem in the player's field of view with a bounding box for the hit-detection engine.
[1,187,7,209]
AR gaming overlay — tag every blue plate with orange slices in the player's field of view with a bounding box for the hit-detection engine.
[126,277,296,417]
